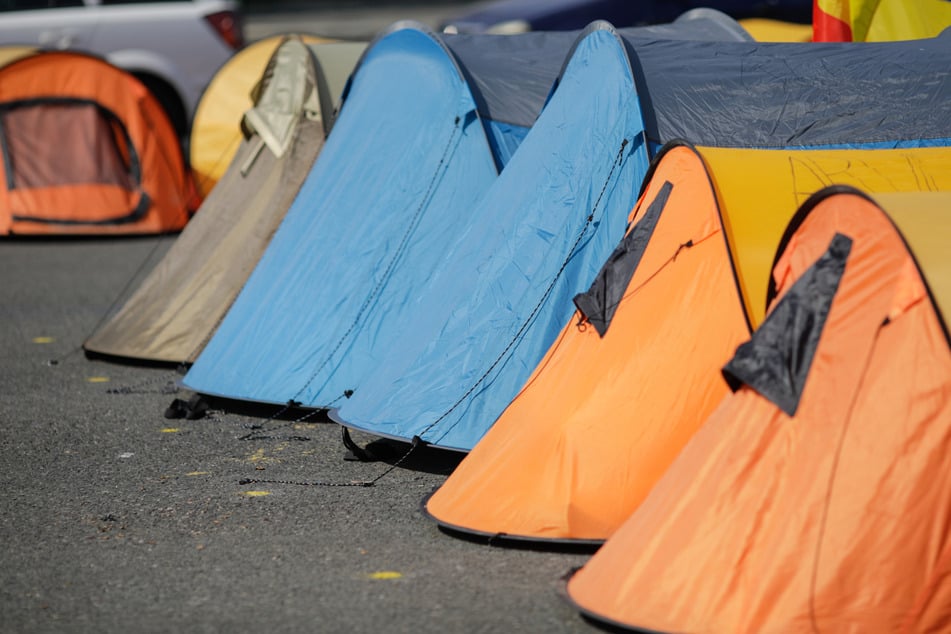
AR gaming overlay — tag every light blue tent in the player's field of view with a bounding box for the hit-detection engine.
[183,15,747,416]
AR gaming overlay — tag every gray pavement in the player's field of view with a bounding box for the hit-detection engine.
[0,6,607,633]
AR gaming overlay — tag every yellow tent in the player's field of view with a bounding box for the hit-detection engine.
[188,34,363,198]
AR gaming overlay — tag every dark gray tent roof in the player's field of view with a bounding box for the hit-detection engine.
[444,10,751,128]
[627,35,951,148]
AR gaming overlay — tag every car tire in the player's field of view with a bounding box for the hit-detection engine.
[134,73,188,140]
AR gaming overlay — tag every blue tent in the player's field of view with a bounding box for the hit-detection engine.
[182,23,500,405]
[328,22,646,450]
[183,16,746,414]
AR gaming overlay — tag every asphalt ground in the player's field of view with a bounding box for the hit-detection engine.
[0,5,609,634]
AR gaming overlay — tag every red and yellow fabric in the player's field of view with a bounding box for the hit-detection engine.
[814,0,951,41]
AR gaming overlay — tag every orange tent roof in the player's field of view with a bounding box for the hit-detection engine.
[567,187,951,632]
[0,50,188,235]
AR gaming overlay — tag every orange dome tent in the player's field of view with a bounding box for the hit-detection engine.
[0,49,189,235]
[424,143,951,544]
[567,187,951,632]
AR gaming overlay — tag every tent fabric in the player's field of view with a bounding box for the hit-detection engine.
[83,36,333,364]
[443,9,751,129]
[628,34,951,150]
[722,232,850,416]
[328,23,648,451]
[182,22,501,406]
[188,35,360,199]
[572,180,672,337]
[442,9,751,168]
[0,46,34,69]
[0,50,188,235]
[566,186,951,633]
[422,143,951,544]
[875,191,951,327]
[423,143,750,540]
[701,145,951,326]
[813,0,951,41]
[738,17,813,41]
[440,16,951,163]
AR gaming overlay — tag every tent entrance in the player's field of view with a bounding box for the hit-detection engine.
[0,97,149,226]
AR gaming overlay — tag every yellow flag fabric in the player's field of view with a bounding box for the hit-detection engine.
[814,0,951,41]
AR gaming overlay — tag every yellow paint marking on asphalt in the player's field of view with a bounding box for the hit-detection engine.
[368,571,403,580]
[248,448,266,463]
[247,448,279,464]
[185,471,210,477]
[242,491,270,497]
[160,428,180,433]
[32,336,54,344]
[87,376,110,383]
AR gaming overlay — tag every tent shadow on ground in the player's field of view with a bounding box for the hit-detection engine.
[193,393,464,477]
[434,521,602,555]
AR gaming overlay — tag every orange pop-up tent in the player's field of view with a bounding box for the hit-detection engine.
[567,187,951,632]
[424,142,951,544]
[0,50,189,235]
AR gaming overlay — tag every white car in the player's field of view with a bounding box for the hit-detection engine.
[0,0,244,135]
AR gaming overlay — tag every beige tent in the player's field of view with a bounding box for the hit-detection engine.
[83,36,364,364]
